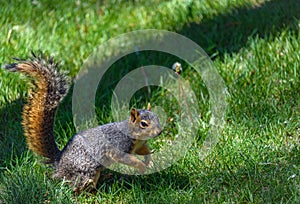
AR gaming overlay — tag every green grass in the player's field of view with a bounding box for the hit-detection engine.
[1,0,299,203]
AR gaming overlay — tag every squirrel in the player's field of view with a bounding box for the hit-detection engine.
[3,52,162,193]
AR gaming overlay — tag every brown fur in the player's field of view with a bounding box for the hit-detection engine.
[25,77,58,158]
[6,60,64,162]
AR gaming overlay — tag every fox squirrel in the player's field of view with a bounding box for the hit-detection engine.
[3,52,162,193]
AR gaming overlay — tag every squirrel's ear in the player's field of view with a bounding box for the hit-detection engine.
[130,108,140,123]
[147,102,151,111]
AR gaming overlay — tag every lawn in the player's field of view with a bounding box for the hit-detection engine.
[0,0,299,203]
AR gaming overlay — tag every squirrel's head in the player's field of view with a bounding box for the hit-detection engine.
[128,108,162,140]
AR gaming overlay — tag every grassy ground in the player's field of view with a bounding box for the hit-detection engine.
[0,0,299,203]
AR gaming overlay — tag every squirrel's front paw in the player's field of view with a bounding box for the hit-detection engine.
[137,163,147,173]
[146,160,154,168]
[144,155,154,168]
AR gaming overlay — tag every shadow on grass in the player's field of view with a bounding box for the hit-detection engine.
[0,98,26,167]
[97,169,191,193]
[180,0,300,58]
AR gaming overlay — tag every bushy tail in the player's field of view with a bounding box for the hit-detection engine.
[3,52,69,163]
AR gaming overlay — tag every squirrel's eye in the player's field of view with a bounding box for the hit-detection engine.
[140,120,149,128]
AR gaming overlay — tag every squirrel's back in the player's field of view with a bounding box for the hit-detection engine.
[4,52,69,163]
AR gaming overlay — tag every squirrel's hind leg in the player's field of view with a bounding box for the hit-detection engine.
[73,169,101,194]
